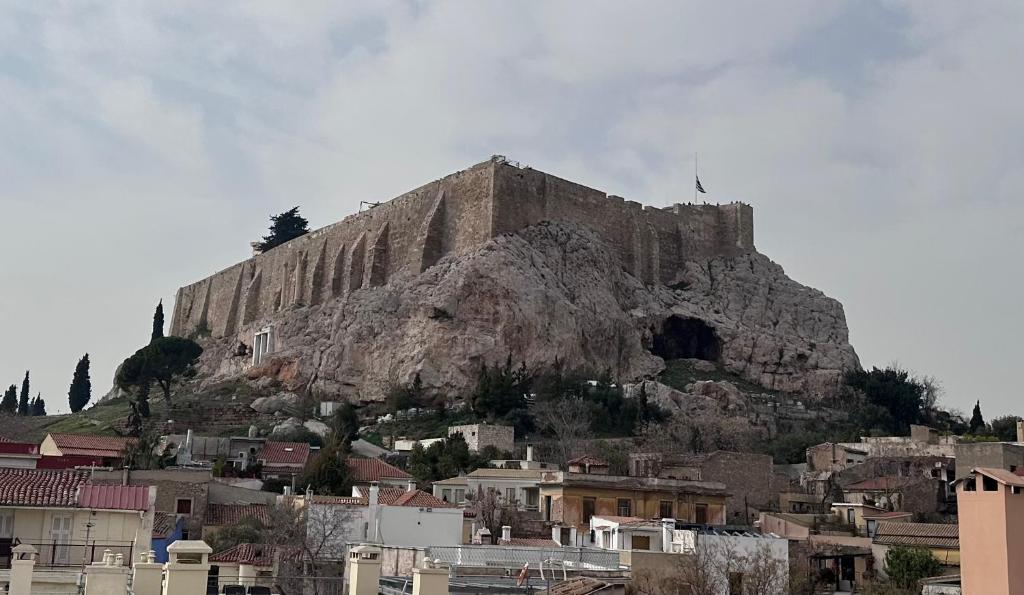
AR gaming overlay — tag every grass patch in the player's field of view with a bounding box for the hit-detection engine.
[658,359,781,396]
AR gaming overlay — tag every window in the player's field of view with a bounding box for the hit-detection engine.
[617,499,632,517]
[694,503,708,524]
[442,489,452,502]
[455,489,465,503]
[983,475,999,492]
[659,500,674,519]
[632,535,651,550]
[544,496,552,521]
[176,498,193,516]
[505,488,516,503]
[253,327,273,365]
[846,508,855,524]
[583,498,596,524]
[559,528,571,546]
[0,511,13,539]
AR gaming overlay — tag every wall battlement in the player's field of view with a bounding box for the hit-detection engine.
[170,157,754,340]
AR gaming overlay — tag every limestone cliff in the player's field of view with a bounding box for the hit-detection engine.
[193,221,858,402]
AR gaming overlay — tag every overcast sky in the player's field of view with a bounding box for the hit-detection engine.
[2,2,1022,418]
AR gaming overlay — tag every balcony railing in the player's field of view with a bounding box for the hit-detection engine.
[0,538,135,569]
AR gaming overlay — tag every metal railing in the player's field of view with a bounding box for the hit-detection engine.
[426,545,620,571]
[0,539,134,569]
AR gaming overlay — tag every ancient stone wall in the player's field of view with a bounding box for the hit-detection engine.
[171,157,754,342]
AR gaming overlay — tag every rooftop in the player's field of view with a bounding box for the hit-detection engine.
[258,441,310,467]
[312,488,455,509]
[207,503,271,526]
[209,543,302,566]
[346,458,411,482]
[873,521,958,549]
[591,515,661,528]
[47,433,133,458]
[542,472,728,496]
[0,469,149,510]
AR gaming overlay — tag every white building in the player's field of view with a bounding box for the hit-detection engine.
[433,468,545,511]
[304,484,463,555]
[587,515,789,595]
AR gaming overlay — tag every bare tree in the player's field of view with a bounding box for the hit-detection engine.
[638,412,762,454]
[262,499,358,579]
[629,539,787,595]
[466,486,521,544]
[532,397,593,468]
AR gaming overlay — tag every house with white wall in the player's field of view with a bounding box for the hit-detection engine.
[433,467,545,511]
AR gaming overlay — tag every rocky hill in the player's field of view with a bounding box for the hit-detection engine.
[194,221,858,406]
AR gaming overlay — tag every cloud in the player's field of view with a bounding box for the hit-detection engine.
[1,1,1022,417]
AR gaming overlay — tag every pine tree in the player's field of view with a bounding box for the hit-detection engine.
[970,400,986,434]
[68,354,92,413]
[17,371,30,415]
[0,385,16,414]
[255,207,309,253]
[30,393,46,416]
[151,300,164,343]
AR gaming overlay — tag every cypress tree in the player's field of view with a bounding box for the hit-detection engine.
[0,385,16,414]
[17,371,29,415]
[68,354,92,413]
[30,393,46,416]
[970,400,986,434]
[151,300,164,343]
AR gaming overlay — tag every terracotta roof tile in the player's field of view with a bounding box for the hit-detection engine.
[0,469,89,507]
[567,455,608,466]
[210,543,302,566]
[258,442,310,467]
[311,488,455,509]
[873,522,959,549]
[48,433,133,458]
[207,503,272,526]
[346,458,411,482]
[310,495,365,505]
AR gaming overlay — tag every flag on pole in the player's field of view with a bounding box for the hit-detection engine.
[696,176,706,194]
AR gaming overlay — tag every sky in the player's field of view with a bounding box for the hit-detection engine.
[1,2,1023,418]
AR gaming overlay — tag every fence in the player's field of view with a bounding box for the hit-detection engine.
[426,545,620,571]
[0,540,134,569]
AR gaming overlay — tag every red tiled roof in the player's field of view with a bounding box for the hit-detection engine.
[258,442,310,467]
[567,455,608,466]
[310,495,365,505]
[380,488,456,508]
[346,458,411,482]
[0,469,88,507]
[862,511,914,520]
[77,484,151,511]
[207,503,271,527]
[210,543,302,566]
[48,433,133,458]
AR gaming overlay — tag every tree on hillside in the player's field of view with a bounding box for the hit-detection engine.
[532,397,593,469]
[68,354,92,413]
[17,371,29,416]
[330,403,360,446]
[0,385,16,414]
[969,400,986,435]
[299,438,353,496]
[255,206,309,253]
[116,336,202,405]
[151,300,164,342]
[470,355,530,420]
[30,393,46,416]
[990,416,1023,442]
[845,366,928,435]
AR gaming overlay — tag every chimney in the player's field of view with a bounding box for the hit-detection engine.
[1017,420,1024,443]
[526,444,534,462]
[178,429,194,466]
[248,425,258,439]
[501,525,511,544]
[369,482,380,507]
[406,479,416,492]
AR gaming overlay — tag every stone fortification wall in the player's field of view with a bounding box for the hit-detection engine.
[170,160,495,339]
[490,162,753,285]
[170,157,754,344]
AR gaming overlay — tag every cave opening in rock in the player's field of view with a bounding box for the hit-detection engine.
[652,316,721,362]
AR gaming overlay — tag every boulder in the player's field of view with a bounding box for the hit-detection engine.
[250,392,300,415]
